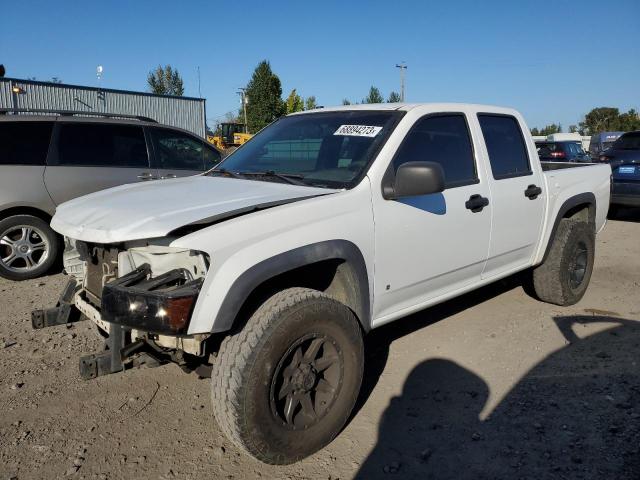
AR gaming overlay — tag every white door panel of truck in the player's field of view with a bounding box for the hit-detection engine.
[372,112,491,320]
[476,113,547,278]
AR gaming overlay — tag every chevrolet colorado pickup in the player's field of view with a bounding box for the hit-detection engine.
[33,103,611,464]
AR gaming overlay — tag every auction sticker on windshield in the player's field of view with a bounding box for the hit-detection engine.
[334,125,383,137]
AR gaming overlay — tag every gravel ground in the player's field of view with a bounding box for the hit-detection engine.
[1,210,639,480]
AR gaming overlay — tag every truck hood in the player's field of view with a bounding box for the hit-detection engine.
[51,175,338,243]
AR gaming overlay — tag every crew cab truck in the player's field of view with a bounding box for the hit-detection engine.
[33,103,611,465]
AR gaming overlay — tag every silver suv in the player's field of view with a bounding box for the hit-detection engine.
[0,110,222,280]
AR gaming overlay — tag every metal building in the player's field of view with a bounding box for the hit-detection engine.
[0,77,207,137]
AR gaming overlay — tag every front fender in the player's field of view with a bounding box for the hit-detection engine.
[210,240,370,333]
[170,181,375,334]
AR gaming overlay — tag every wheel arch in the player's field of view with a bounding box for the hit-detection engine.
[541,192,596,263]
[0,205,54,223]
[213,240,371,333]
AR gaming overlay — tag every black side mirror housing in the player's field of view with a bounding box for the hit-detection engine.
[383,161,446,199]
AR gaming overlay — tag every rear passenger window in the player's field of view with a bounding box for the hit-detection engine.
[393,114,477,188]
[0,121,53,165]
[57,123,148,167]
[478,114,531,179]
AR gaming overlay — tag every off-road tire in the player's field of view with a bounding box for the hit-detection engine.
[211,287,364,464]
[0,215,60,281]
[532,219,595,306]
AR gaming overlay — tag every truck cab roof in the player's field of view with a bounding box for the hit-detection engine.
[293,102,519,115]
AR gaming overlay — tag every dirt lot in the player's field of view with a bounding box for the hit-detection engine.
[1,210,639,480]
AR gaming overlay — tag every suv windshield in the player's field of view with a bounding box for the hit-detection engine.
[213,110,403,188]
[613,132,640,150]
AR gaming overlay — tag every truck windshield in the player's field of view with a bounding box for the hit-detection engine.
[213,110,403,188]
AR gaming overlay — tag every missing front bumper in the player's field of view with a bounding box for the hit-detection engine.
[31,278,83,329]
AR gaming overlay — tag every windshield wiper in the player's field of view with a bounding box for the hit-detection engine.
[208,168,245,179]
[238,171,307,186]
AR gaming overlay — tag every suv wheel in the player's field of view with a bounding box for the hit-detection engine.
[211,287,364,464]
[532,219,595,306]
[0,215,60,281]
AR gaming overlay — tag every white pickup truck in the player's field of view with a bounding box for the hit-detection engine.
[33,103,611,464]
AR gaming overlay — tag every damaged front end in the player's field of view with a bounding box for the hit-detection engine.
[33,239,212,380]
[102,263,202,335]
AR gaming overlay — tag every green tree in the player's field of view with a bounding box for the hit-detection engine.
[531,127,540,136]
[342,98,352,105]
[618,109,640,131]
[362,86,384,104]
[387,91,401,103]
[147,65,184,96]
[540,123,562,135]
[305,96,318,110]
[569,125,578,133]
[579,107,620,135]
[243,60,284,132]
[285,89,304,114]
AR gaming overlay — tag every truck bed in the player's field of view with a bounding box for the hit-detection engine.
[541,161,597,171]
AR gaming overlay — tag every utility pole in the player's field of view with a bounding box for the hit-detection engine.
[238,87,248,133]
[395,62,407,102]
[197,66,202,98]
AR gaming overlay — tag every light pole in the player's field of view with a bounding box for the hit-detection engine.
[238,88,248,133]
[395,62,407,102]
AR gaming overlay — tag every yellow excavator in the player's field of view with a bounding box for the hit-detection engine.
[208,122,253,155]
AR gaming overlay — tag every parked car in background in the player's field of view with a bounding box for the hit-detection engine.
[600,131,640,210]
[589,131,624,159]
[536,140,591,162]
[0,110,222,280]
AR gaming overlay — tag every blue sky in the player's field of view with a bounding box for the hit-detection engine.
[1,0,638,130]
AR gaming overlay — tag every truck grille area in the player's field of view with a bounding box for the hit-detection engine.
[76,241,120,306]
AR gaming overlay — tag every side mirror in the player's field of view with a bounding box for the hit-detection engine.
[385,161,445,199]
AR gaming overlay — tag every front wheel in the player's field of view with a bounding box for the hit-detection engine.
[211,287,364,464]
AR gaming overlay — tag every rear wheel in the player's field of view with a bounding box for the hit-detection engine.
[0,215,60,281]
[532,219,595,306]
[211,287,364,464]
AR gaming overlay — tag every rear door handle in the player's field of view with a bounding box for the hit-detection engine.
[137,172,157,181]
[524,184,542,199]
[159,174,177,179]
[465,194,489,212]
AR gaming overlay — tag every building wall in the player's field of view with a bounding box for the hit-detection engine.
[0,78,206,137]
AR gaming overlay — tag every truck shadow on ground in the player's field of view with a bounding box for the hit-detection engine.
[355,315,640,479]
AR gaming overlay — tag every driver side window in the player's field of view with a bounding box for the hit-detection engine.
[392,114,478,188]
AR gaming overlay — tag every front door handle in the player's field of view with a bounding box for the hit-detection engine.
[159,173,177,180]
[465,194,489,212]
[137,172,157,181]
[524,184,542,199]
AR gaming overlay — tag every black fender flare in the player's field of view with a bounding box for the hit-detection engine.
[213,240,371,333]
[541,192,596,263]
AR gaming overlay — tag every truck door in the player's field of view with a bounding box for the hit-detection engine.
[372,112,492,322]
[476,113,545,278]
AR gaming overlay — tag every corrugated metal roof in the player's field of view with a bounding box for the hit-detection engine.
[0,78,206,137]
